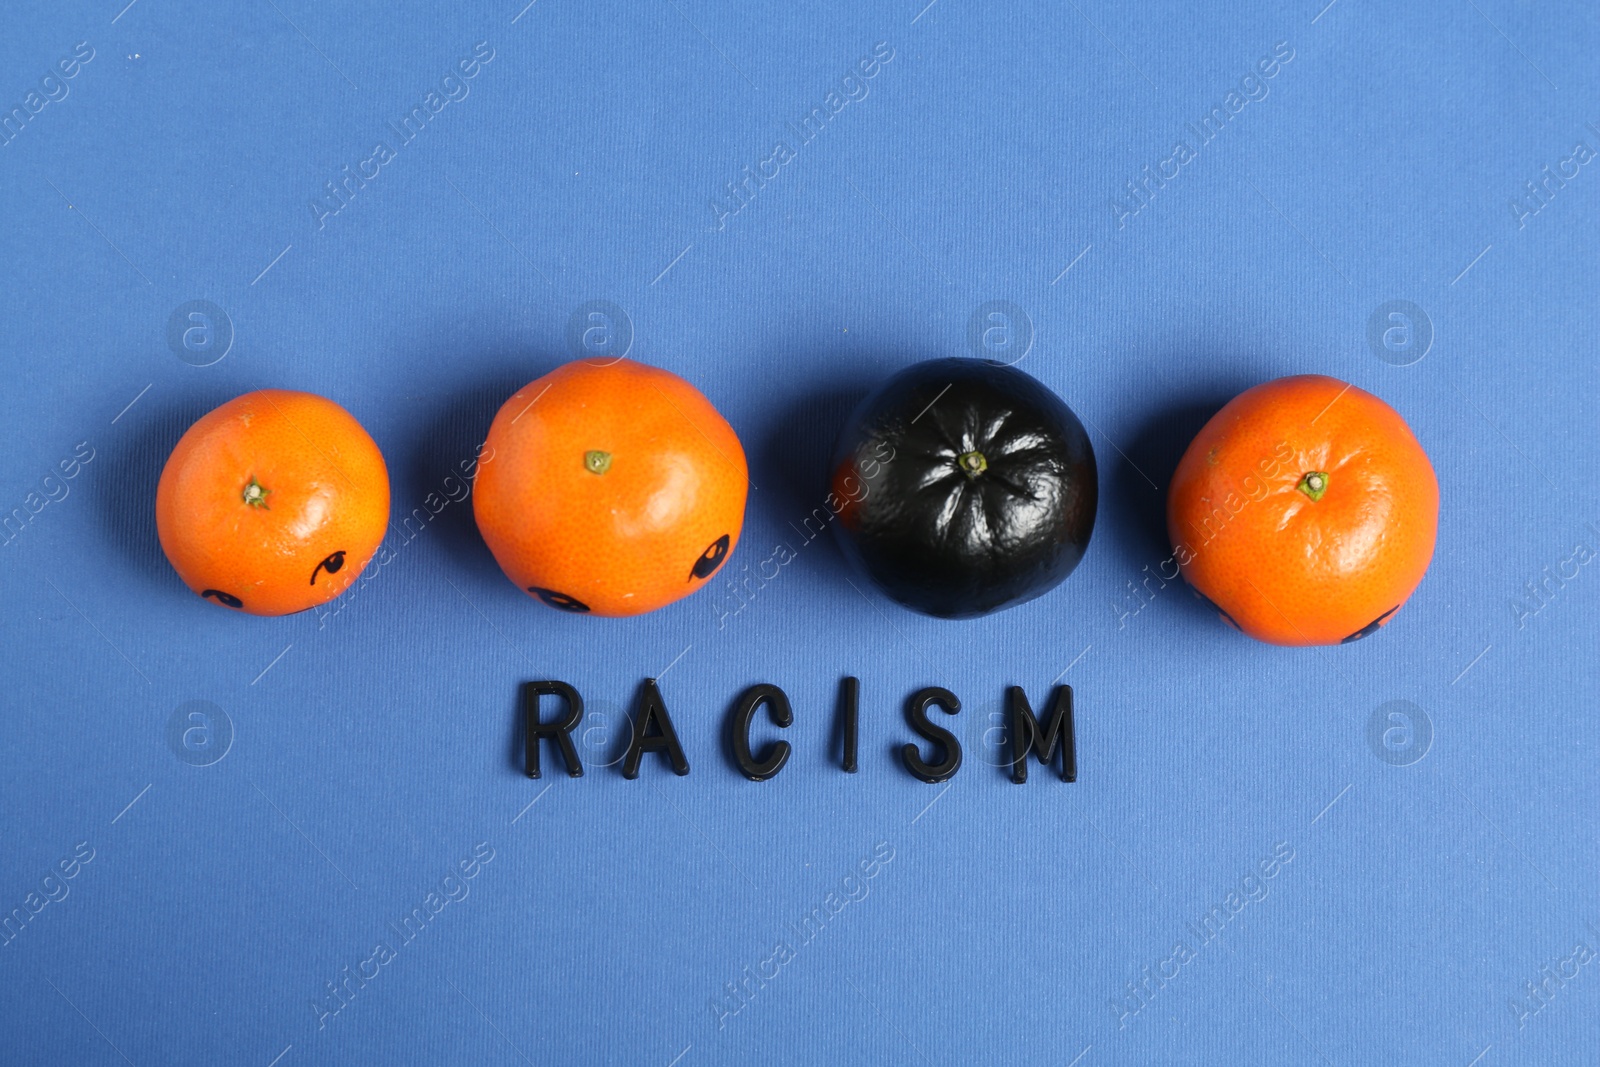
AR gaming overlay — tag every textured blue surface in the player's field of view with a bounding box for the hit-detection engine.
[2,2,1598,1064]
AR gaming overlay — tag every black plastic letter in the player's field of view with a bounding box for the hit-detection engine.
[524,681,584,779]
[901,686,962,783]
[1008,684,1075,783]
[729,684,792,781]
[840,676,859,773]
[622,678,691,779]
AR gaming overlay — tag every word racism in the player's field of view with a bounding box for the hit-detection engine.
[711,841,894,1030]
[1,841,95,948]
[709,41,896,231]
[311,842,495,1029]
[1108,41,1294,229]
[310,42,496,229]
[0,41,95,149]
[524,677,1076,784]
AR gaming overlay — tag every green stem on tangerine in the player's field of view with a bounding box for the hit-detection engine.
[957,450,988,477]
[584,450,613,475]
[243,476,271,509]
[1296,471,1329,502]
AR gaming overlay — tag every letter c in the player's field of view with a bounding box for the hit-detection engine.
[729,684,793,782]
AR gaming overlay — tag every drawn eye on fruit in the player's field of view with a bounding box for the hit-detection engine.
[1190,587,1241,631]
[1341,606,1399,644]
[156,390,390,617]
[474,359,748,617]
[529,587,591,613]
[1166,375,1438,646]
[310,550,347,585]
[689,534,730,581]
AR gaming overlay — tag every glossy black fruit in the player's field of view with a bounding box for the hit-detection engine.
[829,358,1097,618]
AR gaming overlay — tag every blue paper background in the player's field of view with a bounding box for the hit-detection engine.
[2,1,1597,1064]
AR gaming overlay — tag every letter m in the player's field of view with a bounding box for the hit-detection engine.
[1008,685,1076,783]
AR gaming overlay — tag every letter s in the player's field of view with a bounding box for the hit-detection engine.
[900,687,961,783]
